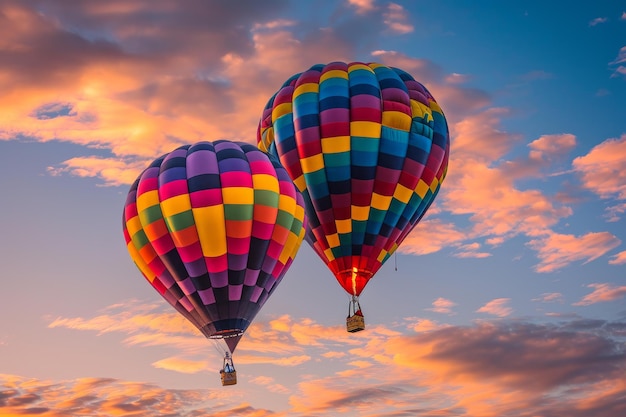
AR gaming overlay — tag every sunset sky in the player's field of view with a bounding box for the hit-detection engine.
[1,0,626,416]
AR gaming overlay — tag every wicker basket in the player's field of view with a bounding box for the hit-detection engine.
[346,314,365,333]
[220,370,237,386]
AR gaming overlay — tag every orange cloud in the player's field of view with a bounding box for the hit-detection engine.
[286,319,626,417]
[427,297,457,314]
[574,283,626,306]
[476,298,512,317]
[399,218,468,255]
[347,0,376,14]
[406,318,447,332]
[152,357,208,374]
[572,134,626,199]
[10,315,626,416]
[527,231,621,272]
[0,374,234,417]
[609,250,626,265]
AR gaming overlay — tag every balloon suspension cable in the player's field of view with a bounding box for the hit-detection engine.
[211,338,229,356]
[348,295,362,316]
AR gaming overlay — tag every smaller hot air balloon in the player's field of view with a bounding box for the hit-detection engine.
[123,141,306,384]
[258,62,450,332]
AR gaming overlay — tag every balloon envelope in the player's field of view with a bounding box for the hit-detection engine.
[258,62,449,296]
[123,141,306,352]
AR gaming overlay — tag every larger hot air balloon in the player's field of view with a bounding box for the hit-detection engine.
[123,141,306,384]
[258,62,449,332]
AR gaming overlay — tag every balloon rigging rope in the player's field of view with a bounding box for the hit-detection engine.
[211,338,227,356]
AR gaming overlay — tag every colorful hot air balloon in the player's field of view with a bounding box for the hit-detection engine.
[123,141,306,384]
[258,62,450,332]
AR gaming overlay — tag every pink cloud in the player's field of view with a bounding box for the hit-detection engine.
[574,283,626,306]
[528,133,577,159]
[476,298,513,317]
[451,107,522,161]
[610,46,626,65]
[527,231,621,273]
[572,134,626,199]
[604,202,626,222]
[454,242,493,258]
[609,250,626,265]
[589,17,608,26]
[249,376,291,394]
[532,292,565,303]
[383,3,414,34]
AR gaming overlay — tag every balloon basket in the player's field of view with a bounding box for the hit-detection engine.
[346,314,365,333]
[347,295,365,332]
[220,370,237,386]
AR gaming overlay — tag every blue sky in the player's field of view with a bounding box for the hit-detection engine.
[1,1,625,416]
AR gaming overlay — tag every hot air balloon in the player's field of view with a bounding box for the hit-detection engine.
[258,62,449,332]
[123,141,306,385]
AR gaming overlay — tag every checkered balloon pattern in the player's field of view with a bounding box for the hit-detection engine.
[258,62,450,296]
[123,141,306,351]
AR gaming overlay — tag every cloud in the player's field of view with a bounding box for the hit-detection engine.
[426,297,457,314]
[520,69,554,81]
[572,134,626,200]
[444,151,571,241]
[454,242,492,258]
[1,0,359,186]
[589,17,608,26]
[152,357,208,374]
[532,292,564,303]
[21,310,626,417]
[0,374,238,417]
[610,46,626,65]
[604,202,626,222]
[399,108,577,265]
[289,319,626,417]
[383,3,414,34]
[347,0,376,14]
[609,46,626,77]
[249,376,291,395]
[46,301,398,373]
[528,133,577,159]
[476,298,512,317]
[407,318,446,332]
[609,250,626,265]
[48,156,147,187]
[527,231,621,273]
[574,283,626,306]
[399,219,468,255]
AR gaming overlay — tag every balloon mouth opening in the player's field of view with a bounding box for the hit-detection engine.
[209,330,244,339]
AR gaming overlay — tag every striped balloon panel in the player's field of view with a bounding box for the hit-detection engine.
[258,62,450,296]
[123,141,306,347]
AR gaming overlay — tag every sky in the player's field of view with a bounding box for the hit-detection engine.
[1,0,625,416]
